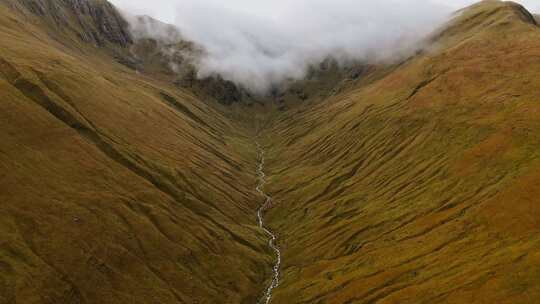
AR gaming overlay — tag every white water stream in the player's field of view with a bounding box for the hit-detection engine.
[255,142,281,304]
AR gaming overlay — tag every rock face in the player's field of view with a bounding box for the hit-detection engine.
[68,0,132,46]
[13,0,132,46]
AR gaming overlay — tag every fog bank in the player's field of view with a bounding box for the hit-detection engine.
[111,0,536,92]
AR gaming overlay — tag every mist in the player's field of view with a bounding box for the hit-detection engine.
[110,0,536,93]
[169,0,453,93]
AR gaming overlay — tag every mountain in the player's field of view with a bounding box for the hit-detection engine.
[0,1,268,303]
[1,0,539,304]
[3,0,132,47]
[261,1,540,302]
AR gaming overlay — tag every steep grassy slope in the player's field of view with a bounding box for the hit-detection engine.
[0,2,273,303]
[260,1,540,303]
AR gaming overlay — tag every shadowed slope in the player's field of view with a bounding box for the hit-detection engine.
[259,1,540,303]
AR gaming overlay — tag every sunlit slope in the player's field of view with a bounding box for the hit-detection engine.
[261,1,540,303]
[0,3,271,303]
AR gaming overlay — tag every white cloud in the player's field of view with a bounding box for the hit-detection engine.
[110,0,539,92]
[110,0,540,24]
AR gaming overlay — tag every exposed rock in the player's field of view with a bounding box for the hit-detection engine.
[13,0,133,46]
[196,76,243,105]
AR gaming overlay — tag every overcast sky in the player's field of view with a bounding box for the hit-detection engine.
[110,0,540,92]
[110,0,539,23]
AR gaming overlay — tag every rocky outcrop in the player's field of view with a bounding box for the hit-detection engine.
[68,0,132,46]
[9,0,132,46]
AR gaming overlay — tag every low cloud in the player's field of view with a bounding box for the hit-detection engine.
[117,0,458,93]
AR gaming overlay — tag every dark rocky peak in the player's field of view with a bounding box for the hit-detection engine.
[5,0,132,47]
[66,0,133,46]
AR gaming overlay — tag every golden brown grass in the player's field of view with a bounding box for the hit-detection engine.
[258,1,540,303]
[1,1,540,303]
[0,2,271,303]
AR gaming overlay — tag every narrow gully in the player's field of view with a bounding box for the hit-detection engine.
[255,142,281,304]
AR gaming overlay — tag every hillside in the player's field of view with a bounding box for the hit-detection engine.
[0,1,270,303]
[261,1,540,303]
[1,0,540,304]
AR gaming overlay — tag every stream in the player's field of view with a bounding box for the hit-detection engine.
[255,142,281,304]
